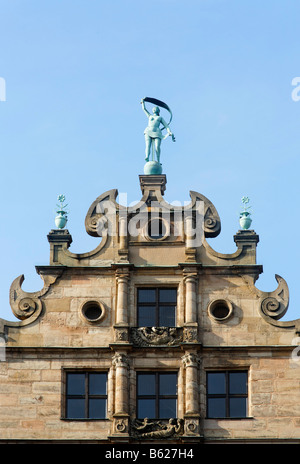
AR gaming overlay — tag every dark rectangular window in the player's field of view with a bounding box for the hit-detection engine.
[137,372,177,419]
[206,371,248,418]
[65,372,107,419]
[137,288,177,327]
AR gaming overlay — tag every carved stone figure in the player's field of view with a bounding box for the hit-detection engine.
[132,418,159,434]
[130,327,182,347]
[132,418,183,439]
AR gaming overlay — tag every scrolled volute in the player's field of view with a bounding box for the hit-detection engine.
[189,192,221,238]
[85,189,119,237]
[17,297,41,320]
[261,297,281,319]
[9,275,44,321]
[259,274,289,321]
[9,271,63,322]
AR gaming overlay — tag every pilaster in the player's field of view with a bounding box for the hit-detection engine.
[182,266,200,347]
[118,213,129,262]
[109,353,130,441]
[113,266,132,345]
[182,352,201,439]
[184,214,196,261]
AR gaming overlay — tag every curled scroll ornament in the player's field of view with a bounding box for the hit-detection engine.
[16,297,41,320]
[261,297,282,319]
[240,274,291,327]
[189,192,221,238]
[9,271,63,322]
[240,273,300,331]
[259,274,289,321]
[85,189,120,238]
[204,214,217,231]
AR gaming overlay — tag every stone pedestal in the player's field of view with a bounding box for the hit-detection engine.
[139,174,166,198]
[234,229,259,263]
[47,229,72,264]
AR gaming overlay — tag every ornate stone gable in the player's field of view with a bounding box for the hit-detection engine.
[0,172,298,444]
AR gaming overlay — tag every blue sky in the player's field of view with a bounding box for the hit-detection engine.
[0,0,299,322]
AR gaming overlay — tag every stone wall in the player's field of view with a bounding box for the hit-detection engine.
[0,345,299,442]
[0,176,299,443]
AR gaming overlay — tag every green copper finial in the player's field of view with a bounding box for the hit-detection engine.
[55,194,69,229]
[141,97,175,175]
[241,196,250,206]
[239,196,252,230]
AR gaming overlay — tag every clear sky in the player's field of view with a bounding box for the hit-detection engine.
[0,0,299,322]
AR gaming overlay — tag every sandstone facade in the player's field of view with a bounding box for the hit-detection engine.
[0,174,299,443]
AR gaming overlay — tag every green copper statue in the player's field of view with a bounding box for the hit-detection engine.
[141,97,175,175]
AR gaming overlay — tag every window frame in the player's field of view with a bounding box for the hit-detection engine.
[136,371,178,420]
[206,370,248,419]
[137,287,177,327]
[63,370,108,421]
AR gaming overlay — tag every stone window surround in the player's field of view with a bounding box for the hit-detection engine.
[61,369,109,421]
[60,364,252,429]
[136,287,177,327]
[136,371,178,420]
[205,369,249,419]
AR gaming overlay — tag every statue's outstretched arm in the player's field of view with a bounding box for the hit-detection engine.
[161,117,176,142]
[161,117,173,135]
[141,98,150,117]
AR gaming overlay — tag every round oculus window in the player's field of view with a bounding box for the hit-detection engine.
[81,301,104,323]
[208,299,233,322]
